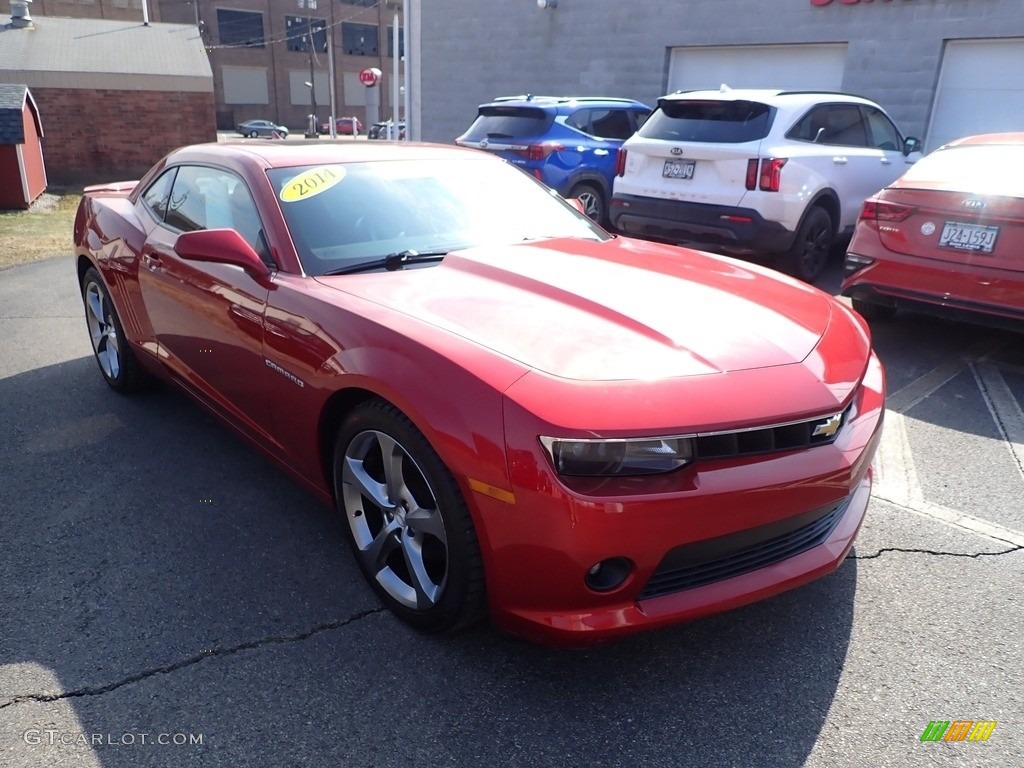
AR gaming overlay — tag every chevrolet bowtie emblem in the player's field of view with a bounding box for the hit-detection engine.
[812,413,843,438]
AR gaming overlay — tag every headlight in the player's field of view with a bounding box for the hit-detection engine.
[539,435,694,476]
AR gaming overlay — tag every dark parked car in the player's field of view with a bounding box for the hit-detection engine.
[236,119,288,139]
[368,121,405,140]
[456,95,650,222]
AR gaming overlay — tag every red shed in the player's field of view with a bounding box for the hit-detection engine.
[0,84,46,209]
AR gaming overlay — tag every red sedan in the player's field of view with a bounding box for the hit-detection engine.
[73,142,884,646]
[320,117,364,136]
[843,132,1024,327]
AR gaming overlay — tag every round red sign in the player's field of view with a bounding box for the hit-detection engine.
[359,67,381,87]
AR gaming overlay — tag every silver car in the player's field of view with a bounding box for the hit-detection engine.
[236,120,289,139]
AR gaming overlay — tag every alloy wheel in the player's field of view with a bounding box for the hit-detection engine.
[341,429,449,610]
[84,281,121,380]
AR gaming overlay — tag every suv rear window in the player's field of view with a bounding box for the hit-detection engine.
[460,106,554,142]
[638,99,774,143]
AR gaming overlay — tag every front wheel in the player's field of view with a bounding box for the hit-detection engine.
[333,400,486,633]
[777,207,834,283]
[249,131,259,138]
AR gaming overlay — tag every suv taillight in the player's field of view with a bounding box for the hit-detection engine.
[745,159,758,191]
[860,199,913,222]
[615,148,628,177]
[516,142,564,161]
[758,158,787,192]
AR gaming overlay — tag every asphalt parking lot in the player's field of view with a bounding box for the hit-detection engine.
[1,254,1022,767]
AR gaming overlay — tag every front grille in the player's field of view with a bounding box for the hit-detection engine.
[693,404,852,461]
[638,497,849,600]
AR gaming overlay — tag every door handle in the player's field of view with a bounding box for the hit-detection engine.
[880,157,892,165]
[593,149,609,156]
[832,157,848,165]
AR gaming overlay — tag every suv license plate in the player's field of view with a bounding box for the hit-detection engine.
[938,221,999,254]
[663,159,696,179]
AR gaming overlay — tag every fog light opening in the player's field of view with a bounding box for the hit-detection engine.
[585,557,634,592]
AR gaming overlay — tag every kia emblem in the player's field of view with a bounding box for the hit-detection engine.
[671,147,683,156]
[962,199,986,209]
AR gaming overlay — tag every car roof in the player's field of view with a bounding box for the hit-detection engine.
[167,141,490,169]
[660,87,878,109]
[481,95,648,110]
[942,132,1024,148]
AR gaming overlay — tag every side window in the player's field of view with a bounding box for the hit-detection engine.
[632,109,651,129]
[589,109,635,140]
[140,168,177,222]
[164,165,273,265]
[565,109,591,134]
[864,107,901,151]
[819,105,868,147]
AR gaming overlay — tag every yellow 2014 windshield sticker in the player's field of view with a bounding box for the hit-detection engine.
[280,165,345,202]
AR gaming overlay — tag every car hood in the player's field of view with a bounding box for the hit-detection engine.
[314,237,833,381]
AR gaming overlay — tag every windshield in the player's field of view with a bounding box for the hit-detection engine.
[267,156,607,275]
[460,106,553,141]
[640,99,774,143]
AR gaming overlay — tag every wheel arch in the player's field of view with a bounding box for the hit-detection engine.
[804,189,841,234]
[316,385,381,496]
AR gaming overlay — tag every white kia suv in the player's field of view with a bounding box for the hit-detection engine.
[610,87,922,281]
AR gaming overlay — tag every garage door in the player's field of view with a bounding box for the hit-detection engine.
[667,44,847,93]
[927,39,1024,152]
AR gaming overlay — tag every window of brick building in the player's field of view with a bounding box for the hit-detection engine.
[341,22,378,56]
[286,15,328,53]
[217,9,266,48]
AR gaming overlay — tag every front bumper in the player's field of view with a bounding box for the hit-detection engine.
[609,193,796,254]
[477,354,885,647]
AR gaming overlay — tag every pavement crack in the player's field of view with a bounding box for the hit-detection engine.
[849,545,1023,560]
[0,606,385,710]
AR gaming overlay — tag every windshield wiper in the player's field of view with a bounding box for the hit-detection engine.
[322,250,449,276]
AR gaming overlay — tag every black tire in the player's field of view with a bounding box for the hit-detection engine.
[81,267,153,393]
[852,297,897,321]
[568,182,605,224]
[777,206,834,283]
[333,400,486,633]
[249,131,259,139]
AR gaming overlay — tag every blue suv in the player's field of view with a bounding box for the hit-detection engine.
[455,95,650,223]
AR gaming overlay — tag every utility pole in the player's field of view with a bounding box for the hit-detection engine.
[327,0,337,138]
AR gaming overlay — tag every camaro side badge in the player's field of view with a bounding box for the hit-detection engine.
[812,413,842,438]
[265,358,305,388]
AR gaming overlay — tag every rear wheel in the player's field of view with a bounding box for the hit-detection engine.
[568,183,605,224]
[333,400,486,633]
[852,298,897,321]
[249,131,258,138]
[81,267,152,393]
[778,207,834,283]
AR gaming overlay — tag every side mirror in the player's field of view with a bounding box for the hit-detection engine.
[903,136,921,157]
[174,229,271,279]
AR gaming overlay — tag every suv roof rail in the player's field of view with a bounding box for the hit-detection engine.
[489,95,642,104]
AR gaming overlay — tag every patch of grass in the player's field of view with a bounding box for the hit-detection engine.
[0,189,82,270]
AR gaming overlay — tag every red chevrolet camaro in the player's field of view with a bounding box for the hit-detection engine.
[843,132,1024,328]
[74,142,884,646]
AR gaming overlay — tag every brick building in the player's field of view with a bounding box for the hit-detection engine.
[418,0,1024,152]
[158,0,406,130]
[0,8,214,183]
